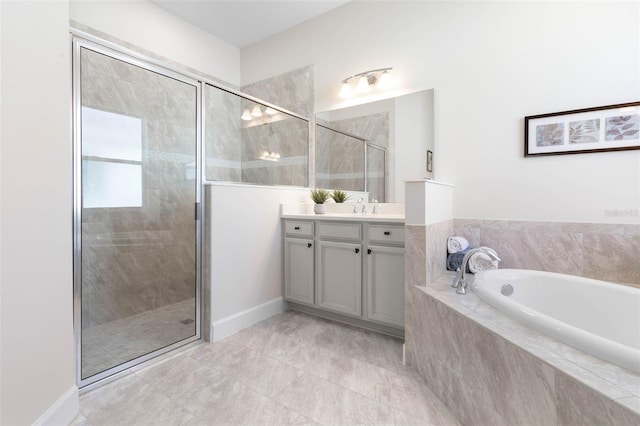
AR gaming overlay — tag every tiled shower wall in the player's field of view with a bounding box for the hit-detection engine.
[204,66,314,186]
[239,66,314,186]
[81,49,197,328]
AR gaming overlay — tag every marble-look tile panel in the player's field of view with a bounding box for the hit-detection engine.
[404,225,426,367]
[330,112,390,149]
[452,218,640,287]
[425,219,454,284]
[557,371,640,426]
[241,66,314,117]
[583,233,640,285]
[81,48,198,331]
[479,228,584,275]
[410,286,557,426]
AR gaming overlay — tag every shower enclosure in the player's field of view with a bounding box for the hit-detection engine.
[73,38,202,387]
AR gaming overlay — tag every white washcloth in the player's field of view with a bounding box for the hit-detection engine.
[468,252,499,273]
[447,236,470,254]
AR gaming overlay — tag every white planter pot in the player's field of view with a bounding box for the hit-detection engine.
[314,204,326,214]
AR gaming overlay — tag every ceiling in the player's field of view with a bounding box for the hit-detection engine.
[152,0,350,48]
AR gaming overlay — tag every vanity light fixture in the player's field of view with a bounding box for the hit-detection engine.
[259,151,281,162]
[339,67,393,99]
[264,107,278,115]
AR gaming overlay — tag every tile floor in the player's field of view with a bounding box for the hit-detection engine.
[76,310,460,425]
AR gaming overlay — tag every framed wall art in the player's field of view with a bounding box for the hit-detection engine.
[524,102,640,157]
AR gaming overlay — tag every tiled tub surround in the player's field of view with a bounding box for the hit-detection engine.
[410,276,640,426]
[454,219,640,288]
[405,219,640,425]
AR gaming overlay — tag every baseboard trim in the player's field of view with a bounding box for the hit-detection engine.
[33,385,79,426]
[211,297,288,342]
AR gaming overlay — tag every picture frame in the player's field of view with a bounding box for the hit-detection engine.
[426,150,433,172]
[524,102,640,157]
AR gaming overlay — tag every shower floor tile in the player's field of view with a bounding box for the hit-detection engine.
[78,310,460,426]
[81,298,196,379]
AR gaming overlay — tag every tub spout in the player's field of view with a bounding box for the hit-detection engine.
[452,247,501,295]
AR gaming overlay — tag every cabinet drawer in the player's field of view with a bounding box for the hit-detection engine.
[368,225,405,245]
[285,221,314,237]
[318,222,361,241]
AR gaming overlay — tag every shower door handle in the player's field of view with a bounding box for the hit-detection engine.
[194,202,200,221]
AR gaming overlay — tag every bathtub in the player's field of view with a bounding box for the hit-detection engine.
[472,269,640,374]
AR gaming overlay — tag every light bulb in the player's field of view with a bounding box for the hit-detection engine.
[241,108,252,121]
[339,82,353,99]
[378,70,391,89]
[265,107,278,115]
[357,75,371,93]
[251,105,262,117]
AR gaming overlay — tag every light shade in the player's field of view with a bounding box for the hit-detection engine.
[265,107,278,115]
[251,105,262,117]
[378,70,391,89]
[339,82,353,99]
[241,108,252,121]
[356,75,371,93]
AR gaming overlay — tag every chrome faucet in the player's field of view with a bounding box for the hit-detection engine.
[451,247,501,295]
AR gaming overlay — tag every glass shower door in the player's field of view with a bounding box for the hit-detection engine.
[74,43,201,385]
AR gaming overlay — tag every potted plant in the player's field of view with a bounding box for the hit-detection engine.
[310,189,330,214]
[330,190,349,203]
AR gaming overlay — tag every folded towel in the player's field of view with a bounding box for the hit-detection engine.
[468,251,499,273]
[447,248,471,271]
[447,236,470,254]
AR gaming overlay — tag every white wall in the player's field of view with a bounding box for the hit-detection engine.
[208,184,311,322]
[395,89,434,202]
[242,1,640,224]
[1,1,77,424]
[70,0,241,86]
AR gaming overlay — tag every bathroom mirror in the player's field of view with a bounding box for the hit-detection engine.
[205,84,309,187]
[315,89,434,202]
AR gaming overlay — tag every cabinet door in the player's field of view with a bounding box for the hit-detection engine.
[317,241,362,316]
[366,245,405,328]
[284,238,314,305]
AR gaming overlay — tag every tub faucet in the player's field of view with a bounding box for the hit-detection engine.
[451,247,501,295]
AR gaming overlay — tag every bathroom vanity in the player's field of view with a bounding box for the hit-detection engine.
[281,209,405,337]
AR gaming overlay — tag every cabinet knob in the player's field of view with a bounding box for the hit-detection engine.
[367,249,372,254]
[384,231,390,235]
[294,226,300,230]
[308,243,312,248]
[355,248,360,254]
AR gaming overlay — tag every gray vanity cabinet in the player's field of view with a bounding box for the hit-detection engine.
[316,222,362,317]
[284,237,315,305]
[282,218,405,337]
[366,245,405,328]
[316,240,362,317]
[283,221,315,305]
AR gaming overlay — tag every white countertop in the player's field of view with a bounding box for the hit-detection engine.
[281,202,405,223]
[281,212,405,223]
